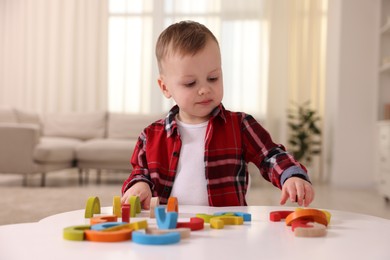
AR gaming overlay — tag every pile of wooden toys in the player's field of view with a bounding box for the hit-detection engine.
[269,208,331,237]
[63,195,251,245]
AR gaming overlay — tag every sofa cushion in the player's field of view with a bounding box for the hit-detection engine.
[33,137,82,163]
[0,107,17,123]
[76,139,136,163]
[108,113,164,139]
[43,112,106,140]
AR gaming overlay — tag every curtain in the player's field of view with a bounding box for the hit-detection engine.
[0,0,108,113]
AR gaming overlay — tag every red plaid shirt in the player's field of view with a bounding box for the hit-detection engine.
[122,104,308,206]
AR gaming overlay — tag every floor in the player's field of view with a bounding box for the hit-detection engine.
[1,169,390,225]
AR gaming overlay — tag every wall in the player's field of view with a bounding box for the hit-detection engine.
[325,0,379,187]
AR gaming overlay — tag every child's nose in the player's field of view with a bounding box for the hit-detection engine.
[198,84,211,95]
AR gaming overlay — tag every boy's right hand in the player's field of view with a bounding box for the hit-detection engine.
[121,182,152,210]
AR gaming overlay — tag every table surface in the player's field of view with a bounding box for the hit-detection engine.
[1,205,390,260]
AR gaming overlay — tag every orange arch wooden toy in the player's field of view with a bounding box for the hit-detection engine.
[285,209,328,227]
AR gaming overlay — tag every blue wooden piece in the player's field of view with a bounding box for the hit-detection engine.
[155,206,178,229]
[90,222,128,231]
[132,231,181,245]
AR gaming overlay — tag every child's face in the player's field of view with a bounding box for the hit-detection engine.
[158,40,223,124]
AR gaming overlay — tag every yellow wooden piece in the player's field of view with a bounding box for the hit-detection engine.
[146,227,191,239]
[128,196,141,217]
[112,196,122,217]
[196,213,215,223]
[84,196,101,218]
[210,218,224,229]
[210,216,244,229]
[149,197,160,218]
[63,225,90,241]
[102,220,148,232]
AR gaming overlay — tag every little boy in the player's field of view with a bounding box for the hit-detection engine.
[121,20,314,209]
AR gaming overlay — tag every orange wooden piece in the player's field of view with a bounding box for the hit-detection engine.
[167,197,178,213]
[90,215,118,225]
[84,229,132,242]
[285,209,328,227]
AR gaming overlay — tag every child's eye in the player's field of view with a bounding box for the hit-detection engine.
[184,81,196,87]
[208,77,218,82]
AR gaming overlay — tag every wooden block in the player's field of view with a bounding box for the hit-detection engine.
[132,231,181,245]
[195,213,215,223]
[215,212,252,222]
[84,196,101,218]
[149,197,160,218]
[90,221,128,231]
[269,211,294,222]
[102,220,148,232]
[63,225,90,241]
[296,208,332,224]
[121,204,130,223]
[167,197,179,213]
[155,206,178,229]
[112,196,121,217]
[146,227,191,239]
[210,216,244,229]
[90,215,118,225]
[285,209,328,227]
[293,221,327,237]
[176,217,204,231]
[85,229,132,242]
[128,196,141,217]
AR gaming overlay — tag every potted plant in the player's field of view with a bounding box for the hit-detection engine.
[287,101,321,165]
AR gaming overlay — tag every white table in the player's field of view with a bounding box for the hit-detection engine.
[1,205,390,260]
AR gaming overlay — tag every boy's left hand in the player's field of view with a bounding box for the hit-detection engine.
[280,177,314,207]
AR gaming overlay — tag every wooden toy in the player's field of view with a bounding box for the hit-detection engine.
[195,213,215,223]
[121,204,130,223]
[129,196,141,217]
[84,196,101,218]
[210,216,244,229]
[292,220,327,237]
[214,212,252,222]
[269,211,294,222]
[146,227,191,239]
[132,231,181,245]
[102,220,148,232]
[85,229,132,242]
[90,222,128,231]
[63,225,90,241]
[155,206,178,229]
[149,197,160,218]
[167,197,178,213]
[285,209,328,227]
[113,196,121,217]
[90,215,118,225]
[296,208,332,224]
[176,217,204,231]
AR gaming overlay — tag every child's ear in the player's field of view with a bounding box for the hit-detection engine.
[158,76,172,98]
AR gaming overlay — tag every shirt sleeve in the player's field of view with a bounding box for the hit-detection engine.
[121,131,154,195]
[241,114,310,189]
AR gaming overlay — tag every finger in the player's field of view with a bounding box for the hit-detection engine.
[143,194,152,210]
[303,183,315,207]
[289,186,297,203]
[295,182,305,206]
[280,187,289,205]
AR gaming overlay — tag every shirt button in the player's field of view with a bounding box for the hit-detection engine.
[173,151,179,157]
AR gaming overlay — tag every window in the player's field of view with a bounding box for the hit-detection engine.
[108,0,269,118]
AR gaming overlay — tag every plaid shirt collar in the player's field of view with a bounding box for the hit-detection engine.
[164,103,227,137]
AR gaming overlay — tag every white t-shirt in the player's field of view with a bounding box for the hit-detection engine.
[170,118,209,206]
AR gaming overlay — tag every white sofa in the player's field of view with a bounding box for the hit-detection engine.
[0,107,163,186]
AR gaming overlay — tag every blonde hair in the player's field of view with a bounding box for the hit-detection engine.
[155,20,219,73]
